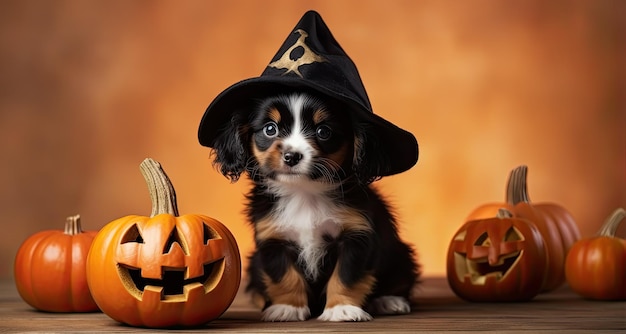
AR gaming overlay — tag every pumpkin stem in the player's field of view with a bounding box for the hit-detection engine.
[140,158,179,217]
[597,208,625,237]
[497,208,513,219]
[506,165,530,204]
[64,214,83,235]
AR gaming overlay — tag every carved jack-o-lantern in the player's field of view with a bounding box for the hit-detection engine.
[446,209,547,302]
[86,159,241,328]
[466,165,580,292]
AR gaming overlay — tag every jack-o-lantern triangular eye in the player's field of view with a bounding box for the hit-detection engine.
[122,224,144,244]
[474,232,491,246]
[504,227,523,242]
[203,223,219,245]
[164,227,187,255]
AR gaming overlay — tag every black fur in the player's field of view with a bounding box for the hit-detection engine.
[208,91,420,320]
[210,109,252,183]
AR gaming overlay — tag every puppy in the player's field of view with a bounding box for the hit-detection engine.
[210,91,419,322]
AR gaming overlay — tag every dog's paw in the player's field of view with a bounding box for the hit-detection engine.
[318,305,373,322]
[261,304,310,322]
[368,296,411,315]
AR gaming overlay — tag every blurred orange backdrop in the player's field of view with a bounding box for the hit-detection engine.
[0,0,624,280]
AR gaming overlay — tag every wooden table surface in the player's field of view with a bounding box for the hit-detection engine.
[1,277,624,333]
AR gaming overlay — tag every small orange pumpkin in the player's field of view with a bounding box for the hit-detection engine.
[565,208,626,300]
[447,208,547,302]
[86,158,241,328]
[467,165,581,292]
[14,215,99,312]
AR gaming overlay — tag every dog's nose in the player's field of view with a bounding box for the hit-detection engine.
[283,151,303,167]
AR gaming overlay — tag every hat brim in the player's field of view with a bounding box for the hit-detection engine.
[198,77,418,176]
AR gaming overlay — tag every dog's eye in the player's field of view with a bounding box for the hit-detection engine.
[263,122,278,138]
[316,125,332,141]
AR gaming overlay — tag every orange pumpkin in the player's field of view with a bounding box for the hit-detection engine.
[447,208,547,302]
[565,208,626,300]
[86,158,241,328]
[467,165,581,292]
[14,215,99,312]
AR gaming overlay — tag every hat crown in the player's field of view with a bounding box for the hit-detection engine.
[261,10,373,112]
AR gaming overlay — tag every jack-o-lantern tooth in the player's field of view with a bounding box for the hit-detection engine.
[142,285,164,304]
[180,282,206,303]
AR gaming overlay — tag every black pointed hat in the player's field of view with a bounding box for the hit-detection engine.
[198,10,418,176]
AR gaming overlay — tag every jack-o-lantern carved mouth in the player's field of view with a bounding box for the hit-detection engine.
[117,260,224,300]
[453,227,524,285]
[455,251,522,285]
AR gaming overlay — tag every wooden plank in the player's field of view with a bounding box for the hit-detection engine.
[1,278,624,333]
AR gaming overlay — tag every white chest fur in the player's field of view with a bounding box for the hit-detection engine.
[269,180,343,280]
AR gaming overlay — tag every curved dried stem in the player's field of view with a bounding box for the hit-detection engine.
[140,158,179,217]
[506,165,530,204]
[597,208,625,237]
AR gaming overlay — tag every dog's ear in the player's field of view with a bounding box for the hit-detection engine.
[211,111,251,183]
[352,123,391,184]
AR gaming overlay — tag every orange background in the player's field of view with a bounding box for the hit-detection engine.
[1,0,624,279]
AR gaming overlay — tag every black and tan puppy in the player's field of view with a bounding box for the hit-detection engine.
[209,92,418,321]
[198,10,420,322]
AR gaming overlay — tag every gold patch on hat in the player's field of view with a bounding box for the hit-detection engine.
[268,29,326,77]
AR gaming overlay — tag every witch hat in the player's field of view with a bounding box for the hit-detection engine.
[198,10,418,176]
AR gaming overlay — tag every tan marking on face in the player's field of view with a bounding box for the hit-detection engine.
[325,265,376,308]
[252,139,284,171]
[324,141,350,168]
[262,266,308,307]
[313,108,329,124]
[268,107,281,123]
